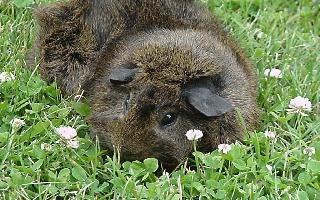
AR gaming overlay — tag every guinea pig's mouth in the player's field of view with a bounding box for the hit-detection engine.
[150,145,189,170]
[157,154,183,171]
[119,149,182,170]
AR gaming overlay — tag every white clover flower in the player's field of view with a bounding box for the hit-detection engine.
[255,28,265,39]
[41,143,53,151]
[264,68,283,78]
[303,147,315,157]
[185,129,203,141]
[287,96,312,116]
[264,130,276,140]
[10,118,26,129]
[55,126,77,140]
[245,23,252,29]
[0,72,15,83]
[283,186,291,194]
[256,31,264,39]
[218,143,232,154]
[66,138,80,149]
[162,171,170,178]
[266,165,273,173]
[284,151,290,158]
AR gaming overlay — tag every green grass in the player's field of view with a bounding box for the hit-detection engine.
[0,0,319,199]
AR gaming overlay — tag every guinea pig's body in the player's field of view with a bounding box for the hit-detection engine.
[33,0,260,168]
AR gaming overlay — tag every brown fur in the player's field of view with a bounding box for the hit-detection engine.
[32,0,261,169]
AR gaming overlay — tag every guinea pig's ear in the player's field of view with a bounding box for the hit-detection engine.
[109,65,139,85]
[183,86,233,117]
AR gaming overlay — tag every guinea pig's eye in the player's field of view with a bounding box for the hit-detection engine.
[160,112,177,127]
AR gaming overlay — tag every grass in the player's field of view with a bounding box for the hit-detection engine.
[0,0,319,199]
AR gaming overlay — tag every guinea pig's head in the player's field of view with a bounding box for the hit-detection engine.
[88,29,235,169]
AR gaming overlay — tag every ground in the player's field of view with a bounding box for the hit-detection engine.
[0,0,319,199]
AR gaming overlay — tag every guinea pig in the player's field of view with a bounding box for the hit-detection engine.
[32,0,261,169]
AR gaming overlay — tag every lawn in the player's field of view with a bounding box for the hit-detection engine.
[0,0,319,199]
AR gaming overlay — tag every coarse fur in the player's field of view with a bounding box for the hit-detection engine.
[32,0,261,169]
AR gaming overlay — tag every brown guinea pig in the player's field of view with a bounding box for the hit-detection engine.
[32,0,261,169]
